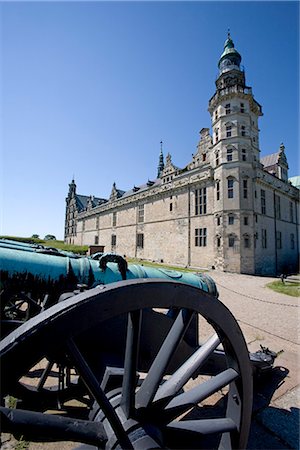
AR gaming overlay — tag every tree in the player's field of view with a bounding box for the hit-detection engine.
[44,234,56,241]
[31,234,39,239]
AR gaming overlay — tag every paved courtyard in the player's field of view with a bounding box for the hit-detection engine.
[209,270,299,449]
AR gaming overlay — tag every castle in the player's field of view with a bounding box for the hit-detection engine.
[65,35,299,275]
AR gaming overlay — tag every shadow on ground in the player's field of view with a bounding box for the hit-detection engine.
[248,366,299,449]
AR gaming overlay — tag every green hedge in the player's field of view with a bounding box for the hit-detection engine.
[0,236,88,255]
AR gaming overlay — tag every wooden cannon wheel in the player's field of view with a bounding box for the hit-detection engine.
[0,279,253,449]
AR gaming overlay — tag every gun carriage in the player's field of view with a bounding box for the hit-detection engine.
[0,238,263,449]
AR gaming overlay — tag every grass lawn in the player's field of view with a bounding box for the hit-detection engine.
[127,257,199,273]
[266,280,300,297]
[0,235,88,255]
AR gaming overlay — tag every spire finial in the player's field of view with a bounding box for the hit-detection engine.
[160,140,163,153]
[227,28,231,38]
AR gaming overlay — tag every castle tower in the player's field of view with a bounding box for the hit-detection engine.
[208,34,263,273]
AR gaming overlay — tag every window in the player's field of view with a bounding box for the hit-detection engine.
[291,234,295,250]
[94,235,99,245]
[170,203,173,212]
[216,152,219,166]
[137,233,144,249]
[227,148,233,162]
[275,195,281,220]
[228,179,234,198]
[225,103,231,115]
[195,187,207,215]
[215,129,219,143]
[111,234,116,247]
[241,149,247,161]
[217,216,221,226]
[112,212,117,227]
[243,179,248,199]
[216,181,220,200]
[217,237,221,247]
[215,110,218,120]
[290,202,294,222]
[226,125,232,137]
[202,153,207,162]
[228,215,234,225]
[228,236,235,247]
[261,190,266,215]
[241,125,246,136]
[82,220,85,231]
[138,204,144,223]
[240,103,245,113]
[276,231,282,249]
[244,217,249,226]
[195,228,207,247]
[244,236,250,248]
[96,216,99,229]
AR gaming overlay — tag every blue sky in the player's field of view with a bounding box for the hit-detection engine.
[1,1,299,240]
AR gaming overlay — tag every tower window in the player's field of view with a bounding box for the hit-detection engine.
[225,103,231,115]
[244,216,249,226]
[241,126,246,136]
[195,228,207,247]
[243,179,248,199]
[216,181,220,201]
[228,236,235,247]
[244,236,250,248]
[226,125,232,138]
[202,153,207,162]
[227,179,234,198]
[227,148,233,161]
[240,103,245,113]
[216,152,219,166]
[217,216,221,226]
[228,215,234,225]
[241,149,247,161]
[217,236,221,247]
[215,129,219,143]
[215,110,218,120]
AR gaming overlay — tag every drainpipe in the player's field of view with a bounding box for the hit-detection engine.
[273,190,278,275]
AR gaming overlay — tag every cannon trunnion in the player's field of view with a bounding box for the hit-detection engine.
[0,239,253,449]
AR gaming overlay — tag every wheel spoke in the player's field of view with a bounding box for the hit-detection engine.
[67,338,133,449]
[154,333,220,402]
[163,368,239,420]
[120,310,142,418]
[167,417,237,435]
[136,309,194,409]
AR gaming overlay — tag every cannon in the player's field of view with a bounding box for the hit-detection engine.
[0,239,272,449]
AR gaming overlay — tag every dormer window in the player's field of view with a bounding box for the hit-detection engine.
[226,125,232,137]
[225,103,231,115]
[202,153,207,162]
